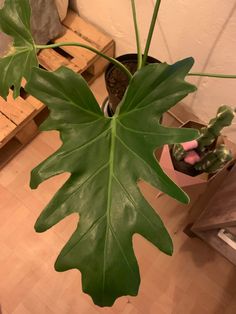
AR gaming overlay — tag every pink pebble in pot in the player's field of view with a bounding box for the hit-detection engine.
[181,140,198,151]
[184,150,201,165]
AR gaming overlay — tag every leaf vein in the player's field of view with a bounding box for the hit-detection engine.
[42,162,109,222]
[48,83,102,119]
[113,175,163,233]
[62,214,107,258]
[57,126,111,158]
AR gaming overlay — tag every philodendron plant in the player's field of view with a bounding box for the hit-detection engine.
[0,0,235,307]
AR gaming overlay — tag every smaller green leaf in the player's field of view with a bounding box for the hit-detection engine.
[0,0,38,99]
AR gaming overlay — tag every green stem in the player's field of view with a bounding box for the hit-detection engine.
[142,0,161,67]
[35,42,132,80]
[131,0,142,70]
[188,72,236,79]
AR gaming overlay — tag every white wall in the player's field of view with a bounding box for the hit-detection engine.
[71,0,236,141]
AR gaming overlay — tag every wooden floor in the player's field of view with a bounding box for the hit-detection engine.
[0,76,236,314]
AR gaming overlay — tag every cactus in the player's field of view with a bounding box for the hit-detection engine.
[172,143,186,161]
[171,105,235,174]
[197,105,235,151]
[172,140,198,161]
[194,144,232,173]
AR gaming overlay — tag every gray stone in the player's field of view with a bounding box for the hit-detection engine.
[29,0,64,44]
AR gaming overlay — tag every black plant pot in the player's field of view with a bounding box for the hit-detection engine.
[104,53,161,115]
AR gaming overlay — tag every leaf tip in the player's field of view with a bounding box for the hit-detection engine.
[0,92,7,101]
[187,56,195,65]
[30,174,40,190]
[30,180,38,190]
[30,166,44,189]
[181,191,190,204]
[54,259,65,272]
[34,221,46,233]
[166,242,174,256]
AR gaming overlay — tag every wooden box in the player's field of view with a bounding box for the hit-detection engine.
[0,10,115,169]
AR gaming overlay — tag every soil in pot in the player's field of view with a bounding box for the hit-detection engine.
[105,54,161,115]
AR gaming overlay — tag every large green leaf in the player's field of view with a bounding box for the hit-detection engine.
[25,58,198,307]
[0,0,38,99]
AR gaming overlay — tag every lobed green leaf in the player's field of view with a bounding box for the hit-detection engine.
[25,58,198,306]
[0,0,38,99]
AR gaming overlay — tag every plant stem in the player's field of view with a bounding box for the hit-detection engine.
[131,0,142,70]
[35,42,133,80]
[188,72,236,79]
[142,0,161,67]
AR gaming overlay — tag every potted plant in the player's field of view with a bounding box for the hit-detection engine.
[0,0,235,307]
[171,105,235,176]
[155,106,236,198]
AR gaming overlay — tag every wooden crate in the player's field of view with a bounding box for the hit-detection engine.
[0,10,115,169]
[38,10,115,83]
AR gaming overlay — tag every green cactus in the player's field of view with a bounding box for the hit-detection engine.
[172,143,186,161]
[197,105,235,151]
[172,105,234,174]
[194,144,232,173]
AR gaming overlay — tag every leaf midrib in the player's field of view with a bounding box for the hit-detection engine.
[102,118,117,296]
[57,127,111,159]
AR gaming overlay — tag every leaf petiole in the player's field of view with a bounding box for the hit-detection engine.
[131,0,142,70]
[188,72,236,79]
[35,42,133,80]
[142,0,161,67]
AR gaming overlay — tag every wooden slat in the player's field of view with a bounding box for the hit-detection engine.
[85,42,115,76]
[25,95,44,112]
[54,27,96,62]
[63,10,111,50]
[0,113,16,144]
[8,91,35,114]
[0,94,35,126]
[18,79,45,112]
[70,56,89,72]
[0,138,22,169]
[16,120,39,145]
[38,48,80,72]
